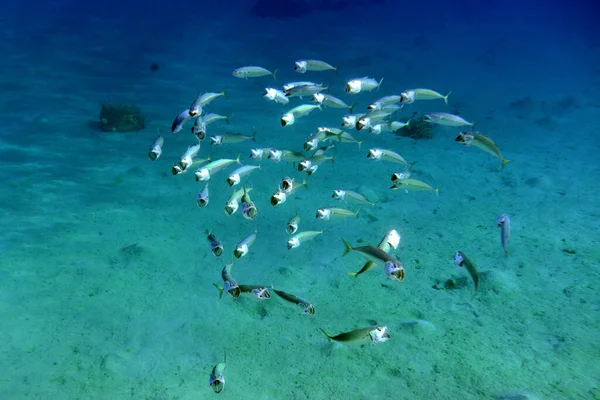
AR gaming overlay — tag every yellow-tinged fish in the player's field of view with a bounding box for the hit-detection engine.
[320,325,390,344]
[272,288,315,315]
[238,284,271,300]
[240,186,258,220]
[285,84,328,98]
[263,87,289,105]
[220,262,241,298]
[287,213,301,234]
[312,93,355,112]
[226,165,260,187]
[345,77,384,94]
[281,104,321,126]
[341,238,404,270]
[207,230,223,257]
[294,59,337,73]
[332,189,375,207]
[400,89,451,104]
[270,177,307,206]
[454,251,479,294]
[268,148,306,163]
[233,66,276,79]
[211,129,256,146]
[225,187,252,216]
[316,207,359,220]
[234,230,257,259]
[346,231,404,280]
[148,134,164,161]
[194,155,241,182]
[287,230,323,249]
[424,112,474,127]
[367,148,410,166]
[209,352,227,394]
[249,147,271,160]
[174,143,201,174]
[497,213,511,257]
[455,131,510,168]
[390,178,440,196]
[190,88,227,116]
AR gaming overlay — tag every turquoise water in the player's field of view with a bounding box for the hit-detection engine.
[1,1,599,399]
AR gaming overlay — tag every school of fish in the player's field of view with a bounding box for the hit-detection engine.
[148,58,512,394]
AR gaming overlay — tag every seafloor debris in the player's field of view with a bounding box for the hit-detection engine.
[99,103,145,132]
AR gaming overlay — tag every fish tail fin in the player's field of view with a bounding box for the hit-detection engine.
[378,77,384,90]
[501,159,511,169]
[251,127,257,142]
[356,140,362,151]
[212,283,224,299]
[222,86,228,98]
[319,328,333,341]
[347,272,359,279]
[444,91,452,104]
[334,65,340,74]
[272,69,278,81]
[434,185,442,198]
[225,112,232,124]
[302,176,309,189]
[349,101,358,114]
[341,238,353,256]
[355,208,362,218]
[235,154,241,165]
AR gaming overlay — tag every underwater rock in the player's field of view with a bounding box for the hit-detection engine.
[99,103,145,132]
[395,116,434,140]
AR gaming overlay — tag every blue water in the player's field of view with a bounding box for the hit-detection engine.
[1,1,599,399]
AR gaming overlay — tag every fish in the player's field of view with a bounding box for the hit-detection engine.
[148,135,164,161]
[497,213,511,257]
[263,88,289,105]
[285,84,328,98]
[311,93,355,111]
[368,95,402,110]
[221,262,241,298]
[320,325,390,344]
[191,117,207,140]
[316,207,359,220]
[298,150,334,172]
[271,177,308,206]
[282,81,317,92]
[345,77,383,94]
[279,176,294,194]
[239,284,271,300]
[367,148,410,166]
[234,230,257,259]
[211,129,256,145]
[332,189,375,206]
[233,66,276,79]
[356,109,396,131]
[272,288,315,315]
[240,186,258,220]
[209,352,227,394]
[281,104,321,127]
[203,113,230,126]
[287,213,300,234]
[400,89,451,105]
[171,109,192,133]
[341,113,365,129]
[225,187,252,216]
[348,229,402,279]
[194,155,241,182]
[454,251,479,294]
[226,165,261,187]
[175,143,201,174]
[390,169,412,182]
[455,131,510,168]
[341,238,404,273]
[268,149,306,163]
[294,59,337,73]
[207,230,224,257]
[249,147,271,160]
[190,88,227,113]
[287,230,323,250]
[424,112,474,127]
[390,178,440,196]
[196,183,209,208]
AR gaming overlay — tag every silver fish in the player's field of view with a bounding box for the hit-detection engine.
[233,66,276,79]
[148,135,164,161]
[171,109,192,133]
[497,214,511,257]
[209,352,227,394]
[207,230,223,257]
[234,230,257,259]
[196,183,209,208]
